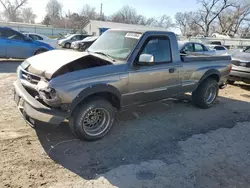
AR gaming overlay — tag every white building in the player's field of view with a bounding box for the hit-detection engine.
[82,20,168,36]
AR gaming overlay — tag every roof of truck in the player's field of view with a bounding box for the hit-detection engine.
[88,20,169,33]
[108,28,173,34]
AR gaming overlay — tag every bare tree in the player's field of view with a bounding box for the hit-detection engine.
[175,12,188,35]
[175,12,202,36]
[80,4,97,20]
[110,5,144,24]
[0,0,27,22]
[42,14,51,26]
[195,0,235,36]
[46,0,62,19]
[21,7,36,23]
[65,12,89,30]
[149,15,174,29]
[218,1,250,36]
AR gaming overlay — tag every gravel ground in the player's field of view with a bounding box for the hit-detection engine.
[0,62,250,188]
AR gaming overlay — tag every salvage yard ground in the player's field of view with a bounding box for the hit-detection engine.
[0,62,250,188]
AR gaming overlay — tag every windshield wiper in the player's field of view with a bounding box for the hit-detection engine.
[91,51,116,62]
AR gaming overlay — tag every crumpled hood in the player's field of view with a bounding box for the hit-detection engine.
[23,50,89,79]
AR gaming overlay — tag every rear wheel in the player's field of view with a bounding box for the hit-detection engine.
[69,98,115,141]
[64,43,71,49]
[34,49,47,55]
[192,78,219,109]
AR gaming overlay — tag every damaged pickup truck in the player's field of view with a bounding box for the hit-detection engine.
[14,29,232,140]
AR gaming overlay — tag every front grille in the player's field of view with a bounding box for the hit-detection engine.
[20,69,41,84]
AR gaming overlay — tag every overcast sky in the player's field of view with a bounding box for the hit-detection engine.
[23,0,200,22]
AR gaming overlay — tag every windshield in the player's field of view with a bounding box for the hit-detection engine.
[88,30,142,60]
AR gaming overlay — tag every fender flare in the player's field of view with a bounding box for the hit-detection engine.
[69,84,121,112]
[197,69,221,86]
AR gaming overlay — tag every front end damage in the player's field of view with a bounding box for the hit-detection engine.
[14,52,113,126]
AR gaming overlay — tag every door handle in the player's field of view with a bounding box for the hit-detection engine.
[169,68,176,74]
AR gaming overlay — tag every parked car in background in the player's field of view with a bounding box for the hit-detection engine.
[23,33,57,48]
[178,41,216,55]
[57,34,90,48]
[207,45,228,55]
[0,27,54,59]
[71,36,98,51]
[14,29,232,140]
[211,33,231,39]
[228,47,250,84]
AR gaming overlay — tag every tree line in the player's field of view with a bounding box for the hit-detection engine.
[0,0,250,37]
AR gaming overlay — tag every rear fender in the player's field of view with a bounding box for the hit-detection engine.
[193,69,221,90]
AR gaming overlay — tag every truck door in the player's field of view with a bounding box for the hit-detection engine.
[126,36,181,105]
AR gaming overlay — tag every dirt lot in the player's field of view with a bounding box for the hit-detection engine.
[0,62,250,188]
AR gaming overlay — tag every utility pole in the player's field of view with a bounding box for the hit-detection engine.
[100,3,103,20]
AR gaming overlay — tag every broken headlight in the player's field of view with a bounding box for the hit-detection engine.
[36,80,61,107]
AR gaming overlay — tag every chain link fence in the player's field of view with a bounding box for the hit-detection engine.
[0,21,76,38]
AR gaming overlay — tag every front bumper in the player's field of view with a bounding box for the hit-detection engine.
[57,42,64,47]
[229,69,250,82]
[13,80,68,126]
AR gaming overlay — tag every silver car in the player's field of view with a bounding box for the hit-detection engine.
[207,45,228,55]
[57,34,90,48]
[179,41,216,56]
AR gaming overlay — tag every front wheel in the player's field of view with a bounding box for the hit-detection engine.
[64,43,71,49]
[69,98,115,141]
[192,78,219,109]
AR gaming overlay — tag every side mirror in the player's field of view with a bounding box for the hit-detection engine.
[24,36,32,42]
[137,54,155,66]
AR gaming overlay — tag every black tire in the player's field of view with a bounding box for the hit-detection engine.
[69,97,115,141]
[35,49,47,55]
[227,80,235,85]
[192,78,219,109]
[64,43,71,49]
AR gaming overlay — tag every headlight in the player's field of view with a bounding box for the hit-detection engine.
[36,80,50,91]
[17,66,21,78]
[36,80,61,107]
[20,60,30,69]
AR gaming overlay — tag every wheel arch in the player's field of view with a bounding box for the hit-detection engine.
[64,42,71,48]
[198,69,220,85]
[70,84,121,114]
[34,48,48,55]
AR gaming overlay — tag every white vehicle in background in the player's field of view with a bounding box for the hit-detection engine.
[211,33,231,39]
[207,45,228,55]
[23,33,58,48]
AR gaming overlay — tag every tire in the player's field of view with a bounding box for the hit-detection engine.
[64,43,71,49]
[192,78,219,109]
[227,80,235,85]
[69,97,115,141]
[35,49,47,55]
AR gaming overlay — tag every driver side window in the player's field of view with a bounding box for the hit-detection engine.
[140,37,172,64]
